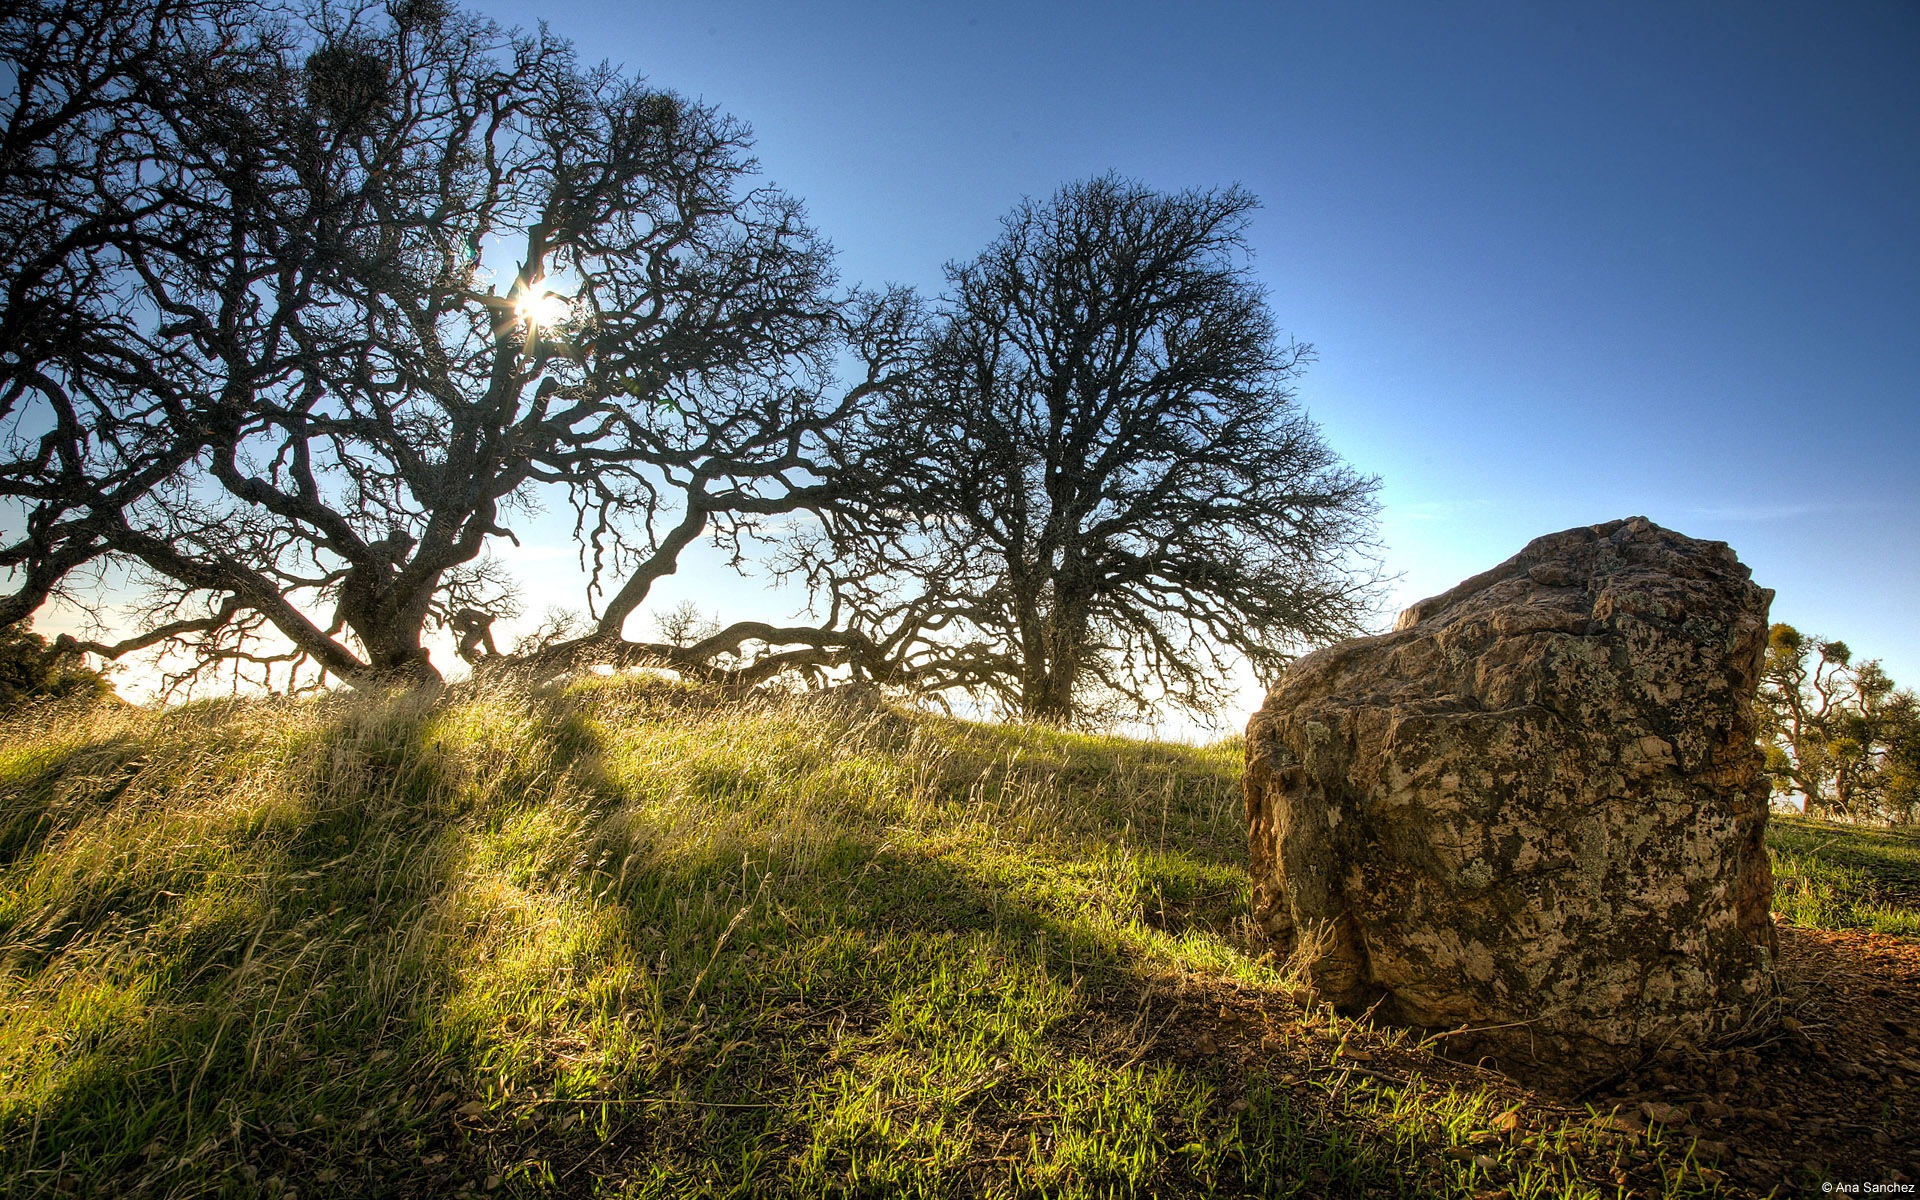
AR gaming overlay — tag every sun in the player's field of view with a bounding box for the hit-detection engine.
[514,289,571,328]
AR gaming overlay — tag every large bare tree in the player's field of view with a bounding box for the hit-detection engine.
[2,0,909,691]
[805,176,1380,722]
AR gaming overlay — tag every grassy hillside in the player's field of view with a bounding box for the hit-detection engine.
[1768,814,1920,936]
[0,682,1905,1198]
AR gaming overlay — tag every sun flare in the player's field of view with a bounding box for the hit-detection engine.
[514,289,570,327]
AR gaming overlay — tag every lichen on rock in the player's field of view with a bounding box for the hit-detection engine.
[1245,516,1777,1078]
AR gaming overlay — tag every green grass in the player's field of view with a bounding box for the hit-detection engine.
[0,681,1794,1197]
[1767,813,1920,936]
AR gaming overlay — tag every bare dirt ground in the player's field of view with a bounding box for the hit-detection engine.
[1142,921,1918,1198]
[1583,924,1919,1195]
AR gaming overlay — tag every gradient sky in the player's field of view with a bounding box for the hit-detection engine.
[471,1,1918,724]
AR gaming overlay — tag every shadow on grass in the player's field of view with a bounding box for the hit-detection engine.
[0,687,1469,1199]
[1769,814,1920,889]
[0,732,148,872]
[1770,814,1920,934]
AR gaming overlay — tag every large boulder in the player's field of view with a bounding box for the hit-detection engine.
[1245,517,1777,1077]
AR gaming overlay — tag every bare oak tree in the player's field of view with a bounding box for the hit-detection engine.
[2,0,910,690]
[806,176,1380,722]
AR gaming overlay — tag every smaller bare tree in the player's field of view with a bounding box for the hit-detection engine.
[654,600,721,649]
[1759,623,1920,820]
[803,175,1381,723]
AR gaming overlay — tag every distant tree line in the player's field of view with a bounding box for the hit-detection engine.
[1757,624,1918,824]
[0,619,112,710]
[0,0,1379,722]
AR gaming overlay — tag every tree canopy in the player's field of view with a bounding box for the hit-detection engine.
[804,176,1379,722]
[2,0,911,693]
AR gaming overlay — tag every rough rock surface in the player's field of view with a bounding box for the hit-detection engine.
[1245,517,1777,1077]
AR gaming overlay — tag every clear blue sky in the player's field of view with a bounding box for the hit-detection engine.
[469,0,1918,719]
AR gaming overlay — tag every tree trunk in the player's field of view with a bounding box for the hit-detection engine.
[1804,790,1845,819]
[1021,673,1076,723]
[348,621,441,684]
[1020,596,1088,723]
[338,567,442,685]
